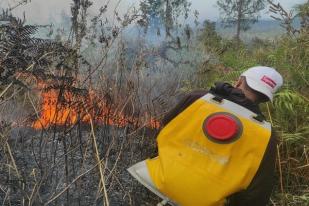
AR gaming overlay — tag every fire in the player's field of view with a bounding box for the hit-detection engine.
[32,83,160,130]
[33,88,80,129]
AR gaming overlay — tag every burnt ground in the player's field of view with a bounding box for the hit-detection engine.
[0,125,161,206]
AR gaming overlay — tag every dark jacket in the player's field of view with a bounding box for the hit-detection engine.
[160,82,277,206]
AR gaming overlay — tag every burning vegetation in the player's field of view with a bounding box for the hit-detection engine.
[0,2,167,205]
[32,80,160,129]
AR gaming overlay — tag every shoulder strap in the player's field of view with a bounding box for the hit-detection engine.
[201,94,271,130]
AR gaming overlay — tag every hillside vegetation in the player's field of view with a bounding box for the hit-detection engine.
[0,0,308,205]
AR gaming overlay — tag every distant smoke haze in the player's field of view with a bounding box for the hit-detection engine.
[1,0,133,24]
[1,0,307,24]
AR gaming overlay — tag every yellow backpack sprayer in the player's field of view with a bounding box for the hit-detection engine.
[128,94,271,206]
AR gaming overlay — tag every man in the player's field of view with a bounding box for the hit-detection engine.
[128,66,283,206]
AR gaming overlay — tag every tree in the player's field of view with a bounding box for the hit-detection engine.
[139,0,191,36]
[296,0,309,33]
[217,0,266,42]
[268,0,309,35]
[200,20,222,50]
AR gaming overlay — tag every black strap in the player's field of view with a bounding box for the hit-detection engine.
[252,114,265,123]
[212,95,223,103]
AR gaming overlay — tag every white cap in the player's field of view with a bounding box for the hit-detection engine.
[241,66,283,101]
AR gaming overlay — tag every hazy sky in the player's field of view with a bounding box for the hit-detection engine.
[1,0,307,24]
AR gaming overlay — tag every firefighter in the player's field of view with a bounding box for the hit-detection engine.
[128,66,283,206]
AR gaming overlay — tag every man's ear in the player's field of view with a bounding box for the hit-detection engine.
[234,78,242,88]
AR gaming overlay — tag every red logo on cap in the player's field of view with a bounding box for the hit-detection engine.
[261,75,276,88]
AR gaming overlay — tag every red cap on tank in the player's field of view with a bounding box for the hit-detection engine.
[204,113,242,142]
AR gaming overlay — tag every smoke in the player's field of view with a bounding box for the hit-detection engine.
[0,98,32,126]
[1,0,305,26]
[1,0,134,24]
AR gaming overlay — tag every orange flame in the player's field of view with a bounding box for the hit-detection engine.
[32,83,160,130]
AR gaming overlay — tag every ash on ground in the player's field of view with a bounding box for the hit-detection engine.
[0,124,161,206]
